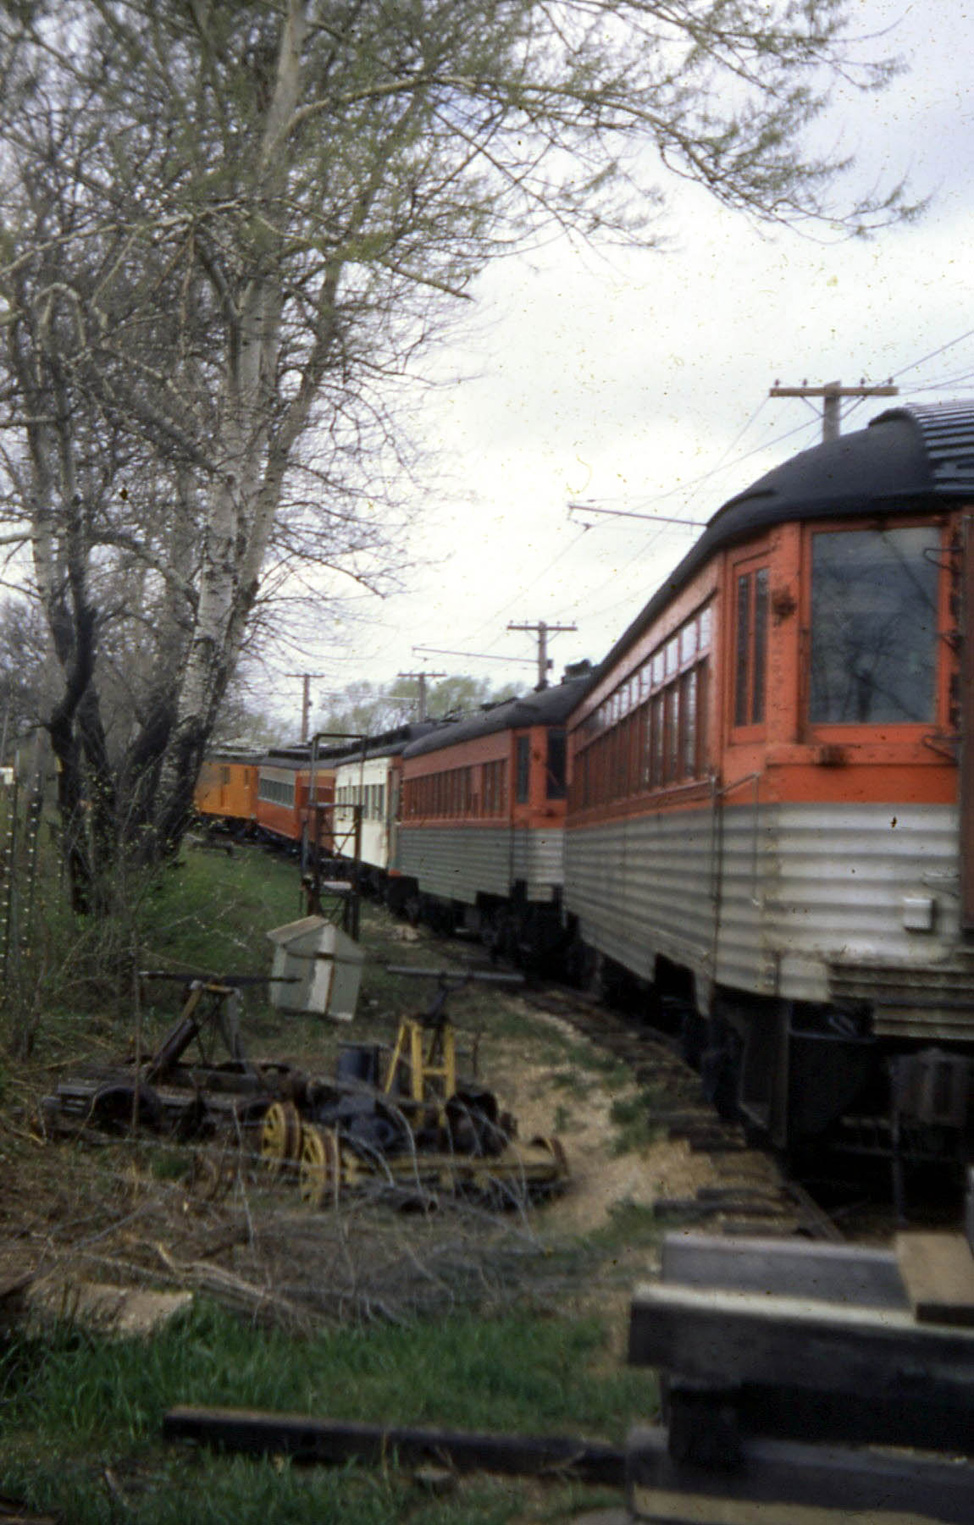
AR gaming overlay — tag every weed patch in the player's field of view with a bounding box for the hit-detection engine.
[609,1093,663,1155]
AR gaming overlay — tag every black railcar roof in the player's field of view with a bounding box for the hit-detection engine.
[588,400,974,692]
[402,678,589,760]
[329,720,443,765]
[258,748,312,774]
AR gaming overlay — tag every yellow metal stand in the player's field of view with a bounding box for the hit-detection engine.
[383,1018,458,1109]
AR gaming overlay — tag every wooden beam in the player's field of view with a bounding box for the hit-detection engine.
[163,1407,626,1484]
[629,1284,974,1412]
[896,1233,974,1326]
[628,1424,974,1525]
[664,1377,974,1457]
[661,1233,907,1309]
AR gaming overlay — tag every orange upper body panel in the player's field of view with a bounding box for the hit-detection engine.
[402,724,567,831]
[568,506,965,824]
[194,759,258,822]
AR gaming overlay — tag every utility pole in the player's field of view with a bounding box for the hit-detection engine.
[769,379,898,442]
[507,620,577,690]
[285,673,327,743]
[397,670,446,721]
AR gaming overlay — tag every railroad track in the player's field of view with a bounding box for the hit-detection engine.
[524,982,843,1242]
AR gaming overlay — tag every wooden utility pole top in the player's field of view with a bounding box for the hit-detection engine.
[769,380,898,442]
[285,673,327,743]
[507,620,577,689]
[397,670,445,722]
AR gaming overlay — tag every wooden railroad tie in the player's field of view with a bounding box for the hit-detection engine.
[626,1230,974,1524]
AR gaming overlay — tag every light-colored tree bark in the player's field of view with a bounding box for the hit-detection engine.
[0,0,912,905]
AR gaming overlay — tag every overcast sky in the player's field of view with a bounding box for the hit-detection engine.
[267,1,974,731]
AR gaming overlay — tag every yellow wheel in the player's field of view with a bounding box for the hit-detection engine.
[527,1134,570,1188]
[342,1147,363,1191]
[260,1101,302,1172]
[298,1124,341,1209]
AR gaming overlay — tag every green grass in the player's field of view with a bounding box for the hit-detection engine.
[2,847,662,1523]
[0,1301,657,1523]
[139,844,306,980]
[590,1200,664,1253]
[608,1092,663,1155]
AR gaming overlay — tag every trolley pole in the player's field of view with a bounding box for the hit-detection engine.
[770,380,898,442]
[507,620,577,689]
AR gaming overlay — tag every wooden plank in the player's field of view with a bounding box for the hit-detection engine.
[163,1407,625,1484]
[664,1377,974,1457]
[628,1284,974,1417]
[661,1232,907,1308]
[627,1424,974,1525]
[897,1232,974,1326]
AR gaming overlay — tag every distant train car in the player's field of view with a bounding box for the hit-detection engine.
[193,749,261,834]
[563,401,974,1154]
[254,747,335,853]
[331,723,440,894]
[397,679,588,962]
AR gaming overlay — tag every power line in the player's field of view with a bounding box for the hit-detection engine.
[891,326,974,381]
[507,620,577,689]
[397,670,445,722]
[455,524,591,650]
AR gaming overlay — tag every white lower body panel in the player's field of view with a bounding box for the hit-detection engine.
[565,802,972,1036]
[398,825,564,905]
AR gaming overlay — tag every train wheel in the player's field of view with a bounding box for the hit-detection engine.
[259,1100,302,1172]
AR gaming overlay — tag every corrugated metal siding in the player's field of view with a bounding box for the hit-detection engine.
[565,809,719,988]
[565,801,969,1030]
[904,401,974,494]
[511,829,565,902]
[398,827,513,903]
[768,803,959,982]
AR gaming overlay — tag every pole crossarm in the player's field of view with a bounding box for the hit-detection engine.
[770,380,899,442]
[397,670,446,722]
[507,620,578,689]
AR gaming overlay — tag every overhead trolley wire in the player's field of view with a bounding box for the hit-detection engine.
[891,325,974,382]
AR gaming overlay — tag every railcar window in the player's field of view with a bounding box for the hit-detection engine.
[734,574,750,727]
[734,566,769,727]
[257,777,295,807]
[482,758,507,815]
[810,526,940,724]
[546,730,567,799]
[516,736,530,804]
[571,600,712,810]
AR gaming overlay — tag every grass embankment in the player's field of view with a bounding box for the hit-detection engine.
[0,843,661,1524]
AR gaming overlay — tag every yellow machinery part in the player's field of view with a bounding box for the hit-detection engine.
[259,1100,302,1171]
[382,1018,457,1105]
[298,1123,363,1208]
[298,1124,341,1209]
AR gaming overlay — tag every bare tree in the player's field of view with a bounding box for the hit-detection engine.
[0,0,910,910]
